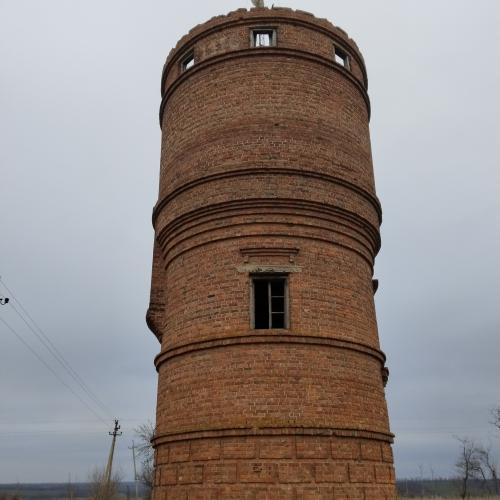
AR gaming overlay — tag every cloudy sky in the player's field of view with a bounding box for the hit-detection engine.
[0,0,498,483]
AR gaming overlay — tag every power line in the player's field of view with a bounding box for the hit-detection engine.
[0,315,110,427]
[0,276,114,419]
[9,300,114,419]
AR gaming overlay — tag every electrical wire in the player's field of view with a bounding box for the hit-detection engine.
[0,277,114,420]
[9,301,114,419]
[0,315,110,427]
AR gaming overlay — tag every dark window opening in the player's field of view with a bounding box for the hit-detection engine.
[253,277,287,329]
[334,46,350,69]
[181,53,195,72]
[251,29,276,48]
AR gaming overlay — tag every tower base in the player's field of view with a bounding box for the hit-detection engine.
[152,433,396,499]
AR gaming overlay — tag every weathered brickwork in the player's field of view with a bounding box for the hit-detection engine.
[151,435,395,498]
[148,6,396,498]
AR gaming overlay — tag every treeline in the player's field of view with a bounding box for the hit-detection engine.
[0,482,147,500]
[397,478,500,498]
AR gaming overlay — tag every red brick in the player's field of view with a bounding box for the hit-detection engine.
[157,446,169,465]
[222,437,256,459]
[375,465,393,484]
[239,463,277,483]
[334,486,365,499]
[169,442,190,463]
[162,465,178,485]
[190,439,220,461]
[296,437,330,459]
[204,463,237,483]
[255,487,295,500]
[278,463,314,483]
[296,486,333,500]
[349,463,375,483]
[360,441,382,461]
[316,463,348,483]
[187,488,221,499]
[177,464,203,484]
[259,437,294,459]
[332,439,360,460]
[381,443,394,463]
[166,487,187,500]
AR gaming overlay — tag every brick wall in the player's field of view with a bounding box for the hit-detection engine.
[148,6,396,498]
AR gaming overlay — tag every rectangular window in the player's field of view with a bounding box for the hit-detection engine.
[252,276,288,329]
[334,46,350,69]
[251,29,276,48]
[181,52,195,72]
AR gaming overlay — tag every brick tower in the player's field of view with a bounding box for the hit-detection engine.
[147,6,396,499]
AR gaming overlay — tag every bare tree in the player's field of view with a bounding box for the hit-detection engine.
[88,467,121,500]
[477,445,499,494]
[491,407,500,432]
[135,421,156,499]
[455,436,482,499]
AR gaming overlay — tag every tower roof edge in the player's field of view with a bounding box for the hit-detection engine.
[163,7,365,70]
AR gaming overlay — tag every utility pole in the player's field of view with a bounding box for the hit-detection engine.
[129,440,139,500]
[67,473,74,500]
[104,419,122,487]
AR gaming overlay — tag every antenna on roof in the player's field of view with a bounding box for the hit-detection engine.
[251,0,265,7]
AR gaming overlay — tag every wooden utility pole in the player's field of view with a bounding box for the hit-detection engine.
[104,419,122,486]
[129,440,139,499]
[67,473,74,500]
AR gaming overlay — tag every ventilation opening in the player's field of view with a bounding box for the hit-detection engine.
[251,29,276,48]
[181,53,195,72]
[334,46,350,69]
[253,276,287,329]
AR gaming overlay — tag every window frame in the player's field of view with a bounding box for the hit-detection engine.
[180,51,195,72]
[334,45,350,70]
[250,27,277,48]
[250,274,289,330]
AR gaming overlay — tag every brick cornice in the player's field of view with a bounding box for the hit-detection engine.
[158,217,377,274]
[152,426,394,446]
[159,47,371,126]
[154,334,386,370]
[152,167,382,226]
[161,11,368,92]
[158,198,379,244]
[163,231,375,275]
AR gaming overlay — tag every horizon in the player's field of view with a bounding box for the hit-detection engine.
[0,0,499,483]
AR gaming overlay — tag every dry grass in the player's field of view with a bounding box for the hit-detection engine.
[400,497,500,499]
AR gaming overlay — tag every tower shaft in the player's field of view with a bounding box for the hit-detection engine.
[148,7,396,499]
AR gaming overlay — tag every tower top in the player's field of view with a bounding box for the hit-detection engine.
[162,6,366,79]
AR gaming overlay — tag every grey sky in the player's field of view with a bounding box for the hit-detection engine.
[0,0,498,482]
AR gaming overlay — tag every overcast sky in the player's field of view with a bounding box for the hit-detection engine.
[0,0,498,483]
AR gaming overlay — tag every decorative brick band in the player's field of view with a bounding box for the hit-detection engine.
[152,167,382,225]
[157,202,379,248]
[152,426,394,446]
[159,209,377,250]
[155,203,380,273]
[160,48,370,125]
[160,224,375,270]
[240,247,300,262]
[154,334,386,370]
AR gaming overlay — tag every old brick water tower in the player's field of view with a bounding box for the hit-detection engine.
[147,6,396,499]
